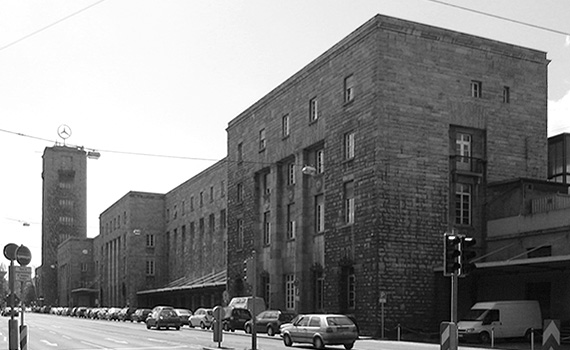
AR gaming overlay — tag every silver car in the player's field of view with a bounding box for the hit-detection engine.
[282,314,358,350]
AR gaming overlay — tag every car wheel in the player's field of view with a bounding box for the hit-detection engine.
[200,322,205,329]
[479,331,491,344]
[245,324,251,334]
[267,326,275,336]
[146,323,151,330]
[313,336,325,350]
[176,326,180,331]
[344,342,355,350]
[283,334,293,347]
[223,322,230,332]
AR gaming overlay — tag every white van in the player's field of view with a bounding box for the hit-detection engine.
[228,296,266,316]
[458,300,542,343]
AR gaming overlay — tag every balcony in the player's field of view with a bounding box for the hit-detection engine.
[450,155,485,177]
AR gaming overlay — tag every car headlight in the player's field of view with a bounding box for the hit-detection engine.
[464,328,475,333]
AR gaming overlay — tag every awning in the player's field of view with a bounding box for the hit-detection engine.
[474,255,570,274]
[71,288,98,294]
[137,270,226,295]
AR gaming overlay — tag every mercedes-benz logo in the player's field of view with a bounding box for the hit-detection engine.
[57,124,72,140]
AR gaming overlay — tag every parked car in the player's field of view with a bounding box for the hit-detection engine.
[281,314,358,350]
[106,307,122,321]
[131,308,152,323]
[188,308,214,329]
[245,310,297,336]
[222,307,252,332]
[174,308,192,326]
[118,307,136,321]
[146,306,181,330]
[279,314,302,334]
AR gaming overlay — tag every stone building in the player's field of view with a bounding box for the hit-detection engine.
[57,237,95,306]
[137,159,228,309]
[38,145,88,306]
[96,191,166,307]
[225,14,548,335]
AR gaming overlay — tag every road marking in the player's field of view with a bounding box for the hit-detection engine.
[105,337,128,344]
[40,340,58,347]
[62,335,72,340]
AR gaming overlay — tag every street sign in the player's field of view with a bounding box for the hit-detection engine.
[16,245,32,266]
[379,291,387,303]
[14,266,32,282]
[3,243,18,260]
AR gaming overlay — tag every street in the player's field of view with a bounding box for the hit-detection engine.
[0,312,554,350]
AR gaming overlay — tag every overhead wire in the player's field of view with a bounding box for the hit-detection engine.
[425,0,570,37]
[0,0,107,52]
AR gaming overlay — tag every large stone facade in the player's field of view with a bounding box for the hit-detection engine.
[39,145,88,306]
[225,14,548,335]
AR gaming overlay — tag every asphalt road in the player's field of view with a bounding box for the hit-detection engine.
[0,312,561,350]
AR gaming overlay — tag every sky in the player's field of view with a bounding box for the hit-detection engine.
[1,0,569,271]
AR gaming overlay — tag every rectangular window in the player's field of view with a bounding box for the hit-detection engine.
[282,114,290,138]
[209,213,215,233]
[262,172,271,197]
[287,203,295,240]
[288,162,296,185]
[146,234,155,247]
[263,211,271,245]
[471,80,482,98]
[221,180,226,197]
[210,186,214,202]
[237,183,244,202]
[200,191,204,207]
[315,194,325,233]
[237,219,244,249]
[285,274,296,310]
[309,97,318,122]
[80,263,88,272]
[262,275,271,308]
[190,196,194,211]
[456,133,471,163]
[199,218,205,235]
[237,142,243,163]
[455,183,471,225]
[259,128,266,150]
[344,75,355,103]
[316,149,324,174]
[344,131,355,160]
[220,209,226,229]
[502,86,510,103]
[344,181,355,224]
[347,273,356,309]
[145,260,155,276]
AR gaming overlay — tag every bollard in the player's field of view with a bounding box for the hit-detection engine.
[491,327,494,348]
[9,318,18,350]
[20,325,28,350]
[397,324,401,341]
[531,328,534,350]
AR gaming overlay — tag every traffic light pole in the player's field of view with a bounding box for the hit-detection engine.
[451,271,458,323]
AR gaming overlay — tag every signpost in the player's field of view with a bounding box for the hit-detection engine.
[379,291,387,339]
[3,243,32,350]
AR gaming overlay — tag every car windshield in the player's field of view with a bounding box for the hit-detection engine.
[461,309,488,321]
[326,316,354,326]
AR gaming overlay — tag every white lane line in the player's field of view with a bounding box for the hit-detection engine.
[40,340,58,347]
[62,335,72,340]
[105,337,128,344]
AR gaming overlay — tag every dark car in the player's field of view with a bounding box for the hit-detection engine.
[131,308,152,323]
[146,306,181,330]
[222,307,252,332]
[174,308,192,326]
[118,307,136,321]
[245,310,296,336]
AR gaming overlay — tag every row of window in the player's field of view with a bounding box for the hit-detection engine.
[262,271,353,312]
[470,80,510,103]
[155,210,227,249]
[166,181,226,222]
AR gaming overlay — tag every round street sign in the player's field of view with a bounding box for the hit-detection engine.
[3,243,18,261]
[15,245,32,266]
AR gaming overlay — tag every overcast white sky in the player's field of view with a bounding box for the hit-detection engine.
[1,0,569,270]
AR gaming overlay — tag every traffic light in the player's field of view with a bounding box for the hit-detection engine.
[459,236,477,276]
[444,233,461,276]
